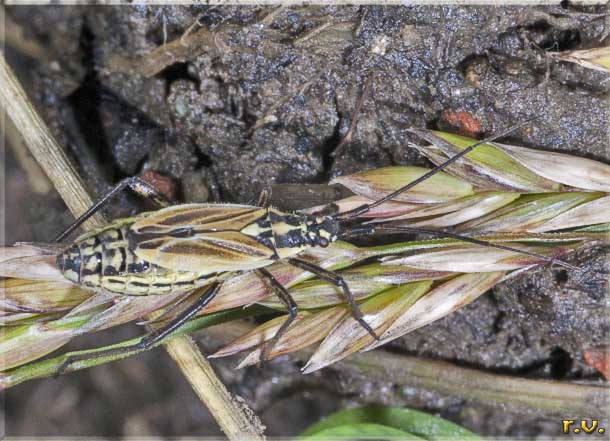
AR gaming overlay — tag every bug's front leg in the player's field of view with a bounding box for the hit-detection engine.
[255,267,298,362]
[287,257,379,340]
[55,176,170,242]
[55,282,221,376]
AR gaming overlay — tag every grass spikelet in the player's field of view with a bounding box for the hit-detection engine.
[550,47,610,73]
[2,134,609,380]
[409,129,562,192]
[332,166,474,203]
[302,281,432,373]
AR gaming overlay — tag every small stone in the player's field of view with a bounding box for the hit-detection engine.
[139,170,178,202]
[371,35,389,55]
[182,171,210,203]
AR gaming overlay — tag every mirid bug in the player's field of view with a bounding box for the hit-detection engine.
[53,119,574,374]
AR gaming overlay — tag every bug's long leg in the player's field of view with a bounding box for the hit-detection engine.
[342,225,577,270]
[256,267,298,362]
[54,176,169,242]
[256,190,271,208]
[287,257,379,340]
[336,118,538,220]
[56,282,221,376]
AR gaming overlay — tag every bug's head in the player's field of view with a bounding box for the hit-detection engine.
[306,215,339,248]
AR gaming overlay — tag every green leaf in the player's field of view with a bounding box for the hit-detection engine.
[302,423,422,439]
[300,405,481,440]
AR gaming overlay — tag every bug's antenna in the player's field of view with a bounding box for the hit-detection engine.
[54,177,168,242]
[340,224,578,271]
[337,117,539,220]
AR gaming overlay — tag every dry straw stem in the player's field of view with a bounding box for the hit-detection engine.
[0,55,266,440]
[208,322,609,419]
[5,117,52,194]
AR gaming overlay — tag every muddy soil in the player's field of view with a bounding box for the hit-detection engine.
[4,4,609,438]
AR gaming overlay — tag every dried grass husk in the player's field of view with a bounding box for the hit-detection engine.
[550,47,610,73]
[302,281,432,372]
[409,130,563,192]
[332,166,473,203]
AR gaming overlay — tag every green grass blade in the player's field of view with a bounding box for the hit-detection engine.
[302,423,422,439]
[300,405,480,440]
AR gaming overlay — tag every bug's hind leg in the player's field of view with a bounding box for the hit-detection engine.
[54,176,170,242]
[287,257,379,340]
[256,267,298,362]
[55,282,221,377]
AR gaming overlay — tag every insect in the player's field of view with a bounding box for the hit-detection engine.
[53,119,573,374]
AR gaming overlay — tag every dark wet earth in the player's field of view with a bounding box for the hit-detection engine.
[4,4,609,438]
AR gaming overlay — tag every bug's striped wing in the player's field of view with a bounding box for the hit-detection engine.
[128,204,276,273]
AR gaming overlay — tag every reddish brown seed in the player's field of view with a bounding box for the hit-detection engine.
[441,110,482,138]
[583,345,609,379]
[139,170,178,202]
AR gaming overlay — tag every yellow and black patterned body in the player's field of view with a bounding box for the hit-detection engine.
[56,203,338,295]
[56,218,216,295]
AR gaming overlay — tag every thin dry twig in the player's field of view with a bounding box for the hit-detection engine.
[293,21,334,46]
[5,117,52,194]
[0,60,104,231]
[180,13,205,46]
[105,23,245,78]
[105,26,218,78]
[333,73,374,158]
[0,54,266,440]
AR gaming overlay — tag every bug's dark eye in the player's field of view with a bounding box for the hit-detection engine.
[318,237,329,248]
